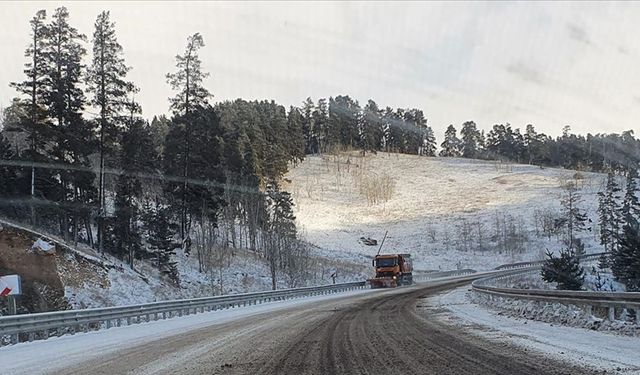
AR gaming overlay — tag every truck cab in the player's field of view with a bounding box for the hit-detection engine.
[369,253,413,288]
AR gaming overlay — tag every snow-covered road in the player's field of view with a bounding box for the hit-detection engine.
[0,279,597,375]
[0,288,376,374]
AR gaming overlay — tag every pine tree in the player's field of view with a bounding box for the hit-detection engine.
[621,168,640,223]
[400,108,431,156]
[146,205,180,284]
[486,123,523,161]
[360,99,383,154]
[382,107,401,152]
[241,140,262,251]
[611,167,640,291]
[421,127,436,156]
[312,98,328,153]
[258,101,289,181]
[166,33,211,242]
[149,115,170,155]
[264,182,297,290]
[112,116,156,266]
[439,124,461,157]
[0,135,17,200]
[44,7,87,132]
[524,124,548,164]
[166,33,210,116]
[460,121,481,158]
[597,172,622,253]
[163,106,224,261]
[87,10,137,252]
[541,248,585,290]
[10,9,51,225]
[43,7,95,241]
[301,97,316,154]
[328,95,360,150]
[286,106,305,164]
[611,216,640,291]
[558,182,590,250]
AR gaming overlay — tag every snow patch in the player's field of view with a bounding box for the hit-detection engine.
[31,239,55,255]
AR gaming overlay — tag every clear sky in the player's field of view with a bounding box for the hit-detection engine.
[1,1,639,139]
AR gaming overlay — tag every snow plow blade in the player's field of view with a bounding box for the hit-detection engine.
[368,277,398,288]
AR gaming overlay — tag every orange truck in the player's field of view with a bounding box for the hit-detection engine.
[368,253,413,288]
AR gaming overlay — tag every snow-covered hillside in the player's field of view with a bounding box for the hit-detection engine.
[286,152,605,271]
[60,242,367,309]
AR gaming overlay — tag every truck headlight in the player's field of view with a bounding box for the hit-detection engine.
[393,276,397,280]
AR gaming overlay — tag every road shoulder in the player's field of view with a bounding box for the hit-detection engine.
[423,285,640,374]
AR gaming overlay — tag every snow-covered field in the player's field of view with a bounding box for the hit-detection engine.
[428,286,640,373]
[287,153,604,271]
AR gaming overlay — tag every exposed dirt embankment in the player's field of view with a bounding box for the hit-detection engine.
[0,226,68,313]
[0,225,113,313]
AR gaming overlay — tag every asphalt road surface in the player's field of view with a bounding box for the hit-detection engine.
[60,279,595,375]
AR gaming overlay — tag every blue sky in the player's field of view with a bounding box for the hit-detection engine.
[1,1,639,139]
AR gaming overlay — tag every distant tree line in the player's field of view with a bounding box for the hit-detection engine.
[440,122,640,173]
[299,96,436,156]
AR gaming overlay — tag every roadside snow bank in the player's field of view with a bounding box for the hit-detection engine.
[470,292,639,336]
[426,286,640,373]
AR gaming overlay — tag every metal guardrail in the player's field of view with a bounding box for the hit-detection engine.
[414,269,476,281]
[472,253,640,324]
[0,281,367,346]
[492,253,602,270]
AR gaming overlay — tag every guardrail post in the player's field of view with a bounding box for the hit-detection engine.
[28,332,34,342]
[608,307,615,321]
[107,320,112,329]
[585,305,593,317]
[127,317,132,325]
[636,309,639,325]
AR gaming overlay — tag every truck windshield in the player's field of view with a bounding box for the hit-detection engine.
[376,258,397,267]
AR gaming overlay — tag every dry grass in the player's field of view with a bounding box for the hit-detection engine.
[353,170,396,205]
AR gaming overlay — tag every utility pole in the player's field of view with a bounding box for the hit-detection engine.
[376,230,388,256]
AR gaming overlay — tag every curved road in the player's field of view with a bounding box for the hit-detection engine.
[61,279,593,375]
